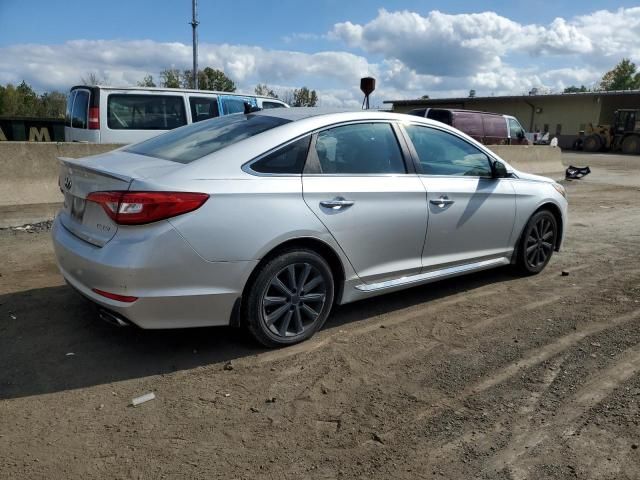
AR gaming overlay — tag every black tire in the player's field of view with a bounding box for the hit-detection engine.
[516,210,558,275]
[622,135,640,155]
[244,249,335,347]
[583,134,602,153]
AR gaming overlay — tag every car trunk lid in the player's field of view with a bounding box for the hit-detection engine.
[57,151,182,246]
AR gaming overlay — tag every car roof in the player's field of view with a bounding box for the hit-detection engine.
[253,107,410,123]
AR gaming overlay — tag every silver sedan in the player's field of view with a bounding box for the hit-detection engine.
[52,108,568,346]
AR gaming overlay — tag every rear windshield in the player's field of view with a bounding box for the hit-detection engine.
[125,113,291,164]
[108,94,187,130]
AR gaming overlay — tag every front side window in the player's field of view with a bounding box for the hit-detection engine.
[126,113,290,164]
[405,125,492,177]
[107,94,186,130]
[313,123,405,174]
[71,90,89,129]
[250,136,311,174]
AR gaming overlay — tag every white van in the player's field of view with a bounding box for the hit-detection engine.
[64,86,289,144]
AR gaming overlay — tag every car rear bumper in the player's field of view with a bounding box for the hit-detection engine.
[52,216,257,329]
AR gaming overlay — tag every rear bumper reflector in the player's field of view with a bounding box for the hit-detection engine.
[92,288,138,303]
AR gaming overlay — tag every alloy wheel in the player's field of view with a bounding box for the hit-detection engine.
[525,217,555,268]
[261,262,327,338]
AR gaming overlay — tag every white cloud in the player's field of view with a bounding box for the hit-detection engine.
[0,7,639,105]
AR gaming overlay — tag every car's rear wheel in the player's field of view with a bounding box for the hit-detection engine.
[516,210,557,275]
[244,249,334,347]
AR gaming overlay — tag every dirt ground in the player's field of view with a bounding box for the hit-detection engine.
[1,152,639,480]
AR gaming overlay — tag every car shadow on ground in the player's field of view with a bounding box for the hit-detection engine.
[0,266,518,400]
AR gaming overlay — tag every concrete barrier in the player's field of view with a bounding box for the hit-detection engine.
[0,142,563,228]
[487,145,564,177]
[0,142,121,227]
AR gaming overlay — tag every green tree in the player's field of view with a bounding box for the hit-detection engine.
[160,68,182,88]
[38,91,67,117]
[184,67,236,91]
[563,85,589,93]
[255,83,277,98]
[292,87,318,107]
[599,58,640,91]
[137,75,156,87]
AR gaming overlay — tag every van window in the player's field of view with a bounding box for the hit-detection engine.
[189,97,219,123]
[426,109,452,125]
[65,90,76,126]
[250,136,311,174]
[407,108,427,118]
[126,113,290,164]
[508,118,525,138]
[71,90,89,129]
[405,125,492,177]
[107,94,187,130]
[262,101,285,109]
[221,97,248,114]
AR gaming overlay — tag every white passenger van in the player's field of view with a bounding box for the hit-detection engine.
[64,86,289,144]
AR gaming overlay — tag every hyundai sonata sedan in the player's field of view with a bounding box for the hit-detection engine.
[52,108,567,346]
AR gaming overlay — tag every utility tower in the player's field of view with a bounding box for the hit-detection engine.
[190,0,199,89]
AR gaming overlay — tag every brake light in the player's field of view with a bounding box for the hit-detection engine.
[88,106,100,129]
[92,288,138,303]
[87,191,209,225]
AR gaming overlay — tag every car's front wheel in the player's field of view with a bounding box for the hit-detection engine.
[516,210,558,274]
[244,249,334,347]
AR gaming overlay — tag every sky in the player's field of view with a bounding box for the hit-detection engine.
[1,0,639,107]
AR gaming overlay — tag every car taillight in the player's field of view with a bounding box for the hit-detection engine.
[88,106,100,129]
[87,191,209,225]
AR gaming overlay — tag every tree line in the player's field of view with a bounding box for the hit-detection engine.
[2,58,638,118]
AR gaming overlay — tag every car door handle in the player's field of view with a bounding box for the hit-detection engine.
[430,196,455,208]
[320,197,355,210]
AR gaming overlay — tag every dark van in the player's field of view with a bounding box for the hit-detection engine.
[408,108,528,145]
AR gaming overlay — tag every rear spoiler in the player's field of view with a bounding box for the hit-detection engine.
[57,157,132,182]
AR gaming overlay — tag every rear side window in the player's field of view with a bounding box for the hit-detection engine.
[71,90,89,129]
[189,96,219,123]
[126,113,290,164]
[250,137,311,174]
[313,123,406,174]
[405,125,492,177]
[107,94,186,130]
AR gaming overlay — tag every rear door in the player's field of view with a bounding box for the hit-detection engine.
[401,123,516,270]
[302,121,428,283]
[66,88,97,143]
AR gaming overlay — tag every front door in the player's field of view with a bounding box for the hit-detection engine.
[302,122,428,283]
[402,123,516,271]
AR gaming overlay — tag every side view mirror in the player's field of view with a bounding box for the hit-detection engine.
[492,161,508,178]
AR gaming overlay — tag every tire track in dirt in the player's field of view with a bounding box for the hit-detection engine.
[486,340,640,478]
